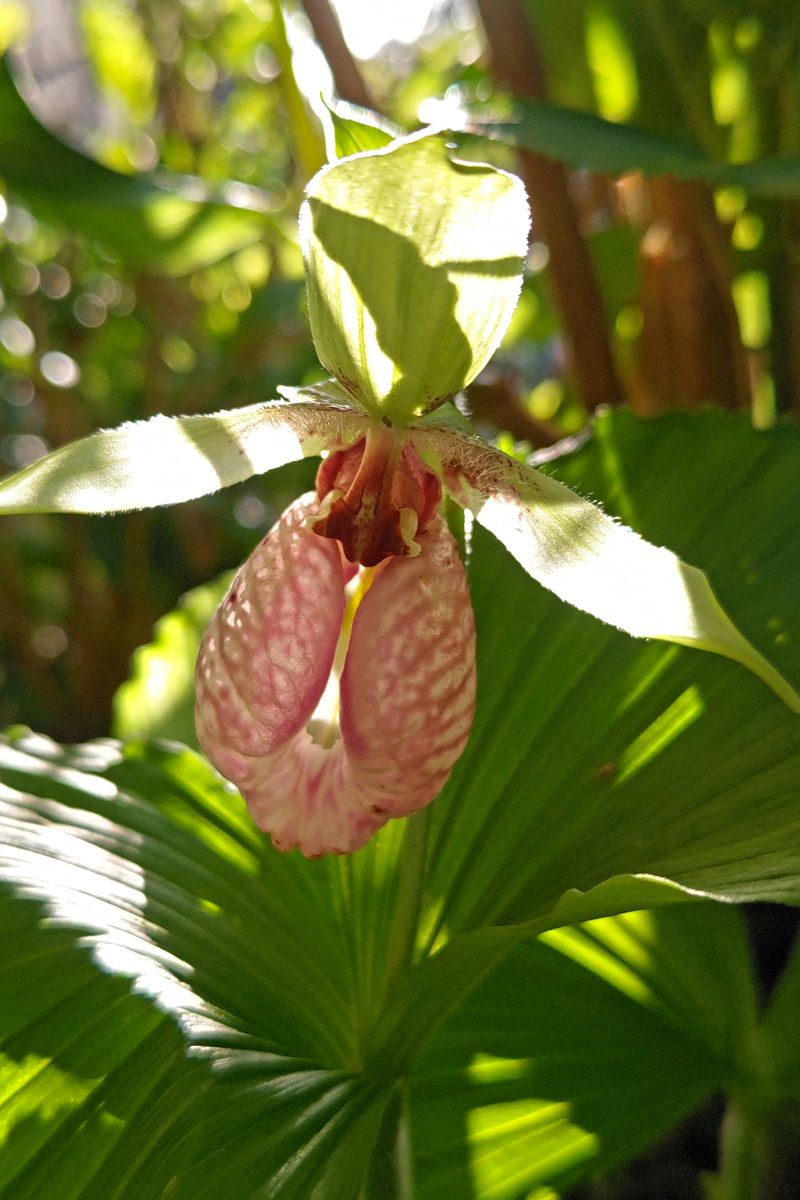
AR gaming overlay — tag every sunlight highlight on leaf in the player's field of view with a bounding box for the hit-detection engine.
[466,1100,599,1197]
[301,131,529,422]
[614,686,705,784]
[412,905,754,1196]
[0,398,366,514]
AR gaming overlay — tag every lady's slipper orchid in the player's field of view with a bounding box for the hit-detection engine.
[195,448,476,856]
[0,128,797,858]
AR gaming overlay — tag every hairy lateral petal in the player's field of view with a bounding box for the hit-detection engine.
[417,427,800,713]
[0,395,367,514]
[196,495,345,774]
[340,515,476,816]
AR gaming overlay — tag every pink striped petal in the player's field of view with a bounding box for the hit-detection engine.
[196,504,476,856]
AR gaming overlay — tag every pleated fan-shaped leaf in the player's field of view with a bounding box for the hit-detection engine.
[1,408,799,1196]
[410,904,758,1198]
[0,734,401,1199]
[0,738,768,1196]
[0,889,202,1200]
[421,408,800,939]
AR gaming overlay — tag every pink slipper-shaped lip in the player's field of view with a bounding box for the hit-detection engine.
[196,488,475,857]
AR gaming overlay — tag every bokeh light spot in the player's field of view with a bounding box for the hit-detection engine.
[0,316,35,357]
[40,351,81,388]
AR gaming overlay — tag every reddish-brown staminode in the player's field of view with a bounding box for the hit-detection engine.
[312,425,442,566]
[196,468,476,856]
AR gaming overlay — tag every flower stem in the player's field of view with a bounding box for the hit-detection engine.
[718,1098,769,1200]
[718,1095,800,1200]
[299,0,375,110]
[357,816,429,1200]
[382,807,431,988]
[362,1085,415,1200]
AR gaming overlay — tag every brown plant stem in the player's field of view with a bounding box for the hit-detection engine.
[476,0,624,413]
[766,201,800,416]
[0,531,64,721]
[466,368,562,446]
[61,519,122,739]
[636,176,750,414]
[298,0,374,108]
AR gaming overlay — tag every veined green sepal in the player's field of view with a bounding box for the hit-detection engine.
[300,130,530,424]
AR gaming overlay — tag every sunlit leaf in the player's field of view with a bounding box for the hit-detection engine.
[410,905,756,1197]
[269,0,325,180]
[0,888,201,1200]
[301,131,530,423]
[0,395,366,514]
[112,571,231,746]
[420,408,800,940]
[0,733,400,1198]
[0,731,766,1197]
[418,422,800,712]
[0,57,273,273]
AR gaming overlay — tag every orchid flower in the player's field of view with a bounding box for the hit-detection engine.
[1,130,797,858]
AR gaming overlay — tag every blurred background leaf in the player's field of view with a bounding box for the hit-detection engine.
[112,569,231,746]
[465,102,800,198]
[0,58,275,275]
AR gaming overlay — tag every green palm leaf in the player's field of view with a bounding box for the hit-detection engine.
[0,408,798,1195]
